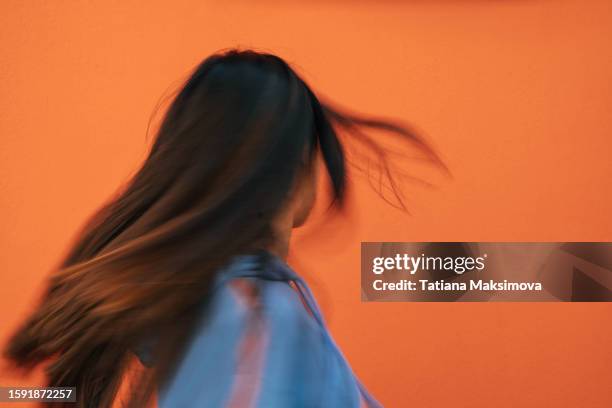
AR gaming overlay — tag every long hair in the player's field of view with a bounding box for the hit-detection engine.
[3,49,444,407]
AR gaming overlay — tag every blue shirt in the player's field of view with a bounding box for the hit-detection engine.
[137,251,381,407]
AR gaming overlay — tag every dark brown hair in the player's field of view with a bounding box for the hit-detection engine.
[3,49,444,407]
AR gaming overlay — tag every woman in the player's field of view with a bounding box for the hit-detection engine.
[4,49,442,407]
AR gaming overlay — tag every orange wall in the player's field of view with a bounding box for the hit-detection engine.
[1,1,611,407]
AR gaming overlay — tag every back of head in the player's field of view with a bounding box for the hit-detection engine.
[3,49,444,408]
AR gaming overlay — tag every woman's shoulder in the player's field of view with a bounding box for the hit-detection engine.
[155,255,337,407]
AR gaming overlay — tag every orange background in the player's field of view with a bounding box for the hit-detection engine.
[1,1,611,407]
